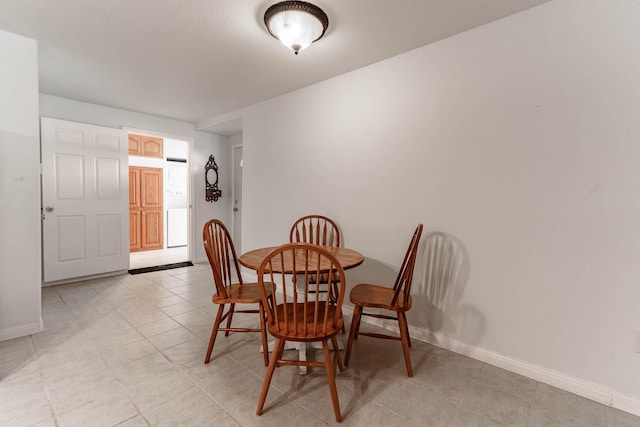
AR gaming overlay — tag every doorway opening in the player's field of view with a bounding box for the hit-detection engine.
[127,131,191,270]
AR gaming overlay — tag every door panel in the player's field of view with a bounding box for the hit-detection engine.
[55,154,84,199]
[141,168,162,207]
[142,210,163,249]
[130,212,141,251]
[57,216,85,261]
[141,136,163,158]
[129,166,163,251]
[42,117,129,282]
[96,157,121,200]
[97,214,122,256]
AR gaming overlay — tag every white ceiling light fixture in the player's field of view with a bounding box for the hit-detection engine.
[264,1,329,55]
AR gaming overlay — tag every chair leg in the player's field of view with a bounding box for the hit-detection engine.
[258,302,269,366]
[398,311,413,377]
[404,313,412,348]
[331,282,346,335]
[224,303,235,337]
[322,340,342,422]
[204,304,225,364]
[331,336,344,372]
[257,338,284,416]
[344,304,362,366]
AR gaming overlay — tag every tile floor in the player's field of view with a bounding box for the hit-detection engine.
[129,247,189,270]
[1,264,639,426]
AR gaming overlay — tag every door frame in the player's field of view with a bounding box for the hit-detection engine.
[124,127,194,262]
[231,144,243,253]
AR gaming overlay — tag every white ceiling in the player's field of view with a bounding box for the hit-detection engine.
[0,0,551,135]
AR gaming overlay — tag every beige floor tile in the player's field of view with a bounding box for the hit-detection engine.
[135,317,183,337]
[606,406,640,427]
[146,326,197,350]
[0,372,53,426]
[227,393,325,427]
[160,337,207,365]
[151,294,187,308]
[474,363,539,401]
[459,380,531,426]
[56,393,139,427]
[118,303,169,326]
[159,300,199,316]
[40,354,112,390]
[0,354,40,381]
[112,352,177,386]
[99,338,157,367]
[125,369,195,413]
[114,415,150,427]
[142,387,237,427]
[449,408,504,427]
[47,372,125,414]
[172,308,213,327]
[0,335,35,363]
[533,383,607,426]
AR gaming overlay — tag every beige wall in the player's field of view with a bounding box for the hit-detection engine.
[239,0,640,413]
[0,30,42,340]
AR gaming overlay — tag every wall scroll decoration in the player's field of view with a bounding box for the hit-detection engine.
[205,155,222,202]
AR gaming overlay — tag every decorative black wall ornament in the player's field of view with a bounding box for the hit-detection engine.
[205,155,222,202]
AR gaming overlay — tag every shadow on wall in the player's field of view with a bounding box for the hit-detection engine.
[409,232,486,347]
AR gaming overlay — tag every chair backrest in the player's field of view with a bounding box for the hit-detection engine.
[391,224,424,308]
[257,243,346,338]
[290,215,341,247]
[203,219,243,299]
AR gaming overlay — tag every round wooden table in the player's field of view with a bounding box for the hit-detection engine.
[239,244,364,374]
[239,245,364,272]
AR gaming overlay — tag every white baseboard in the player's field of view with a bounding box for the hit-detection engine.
[340,305,640,417]
[0,319,43,342]
[42,270,128,287]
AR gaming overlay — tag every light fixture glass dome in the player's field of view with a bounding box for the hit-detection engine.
[264,1,329,55]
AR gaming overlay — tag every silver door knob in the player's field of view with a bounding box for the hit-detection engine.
[45,206,54,212]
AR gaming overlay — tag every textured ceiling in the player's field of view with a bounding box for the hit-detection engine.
[0,0,551,134]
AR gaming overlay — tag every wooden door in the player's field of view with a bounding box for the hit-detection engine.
[129,166,163,251]
[41,118,129,282]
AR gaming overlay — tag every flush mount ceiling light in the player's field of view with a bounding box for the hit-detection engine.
[264,1,329,55]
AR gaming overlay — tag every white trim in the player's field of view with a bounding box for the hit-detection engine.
[340,305,640,417]
[231,144,242,251]
[0,320,43,342]
[42,270,128,287]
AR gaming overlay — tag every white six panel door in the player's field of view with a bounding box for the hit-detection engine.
[41,117,129,282]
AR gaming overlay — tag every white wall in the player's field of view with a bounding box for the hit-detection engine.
[0,30,42,340]
[240,0,640,412]
[39,95,232,263]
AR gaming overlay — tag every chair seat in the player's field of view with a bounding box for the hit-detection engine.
[268,302,343,341]
[213,282,271,304]
[349,283,412,311]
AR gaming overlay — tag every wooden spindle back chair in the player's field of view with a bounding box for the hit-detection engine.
[290,215,341,247]
[202,219,270,366]
[256,243,346,422]
[290,215,344,333]
[344,224,423,377]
